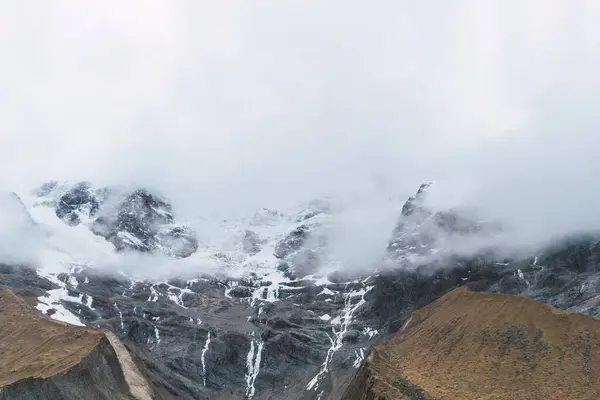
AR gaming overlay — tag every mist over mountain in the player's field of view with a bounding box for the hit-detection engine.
[2,2,600,399]
[1,1,600,254]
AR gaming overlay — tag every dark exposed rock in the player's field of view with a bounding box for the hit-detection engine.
[42,182,199,258]
[88,188,198,258]
[228,286,253,298]
[274,225,311,259]
[55,182,100,226]
[92,189,173,252]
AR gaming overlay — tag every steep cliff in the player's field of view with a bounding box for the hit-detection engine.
[346,286,600,400]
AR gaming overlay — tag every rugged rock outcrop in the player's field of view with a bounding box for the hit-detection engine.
[92,189,198,257]
[0,287,154,400]
[273,222,328,280]
[345,286,600,400]
[387,182,500,262]
[37,182,199,258]
[55,182,102,226]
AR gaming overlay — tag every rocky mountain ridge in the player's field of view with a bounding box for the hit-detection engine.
[37,182,199,258]
[1,181,600,398]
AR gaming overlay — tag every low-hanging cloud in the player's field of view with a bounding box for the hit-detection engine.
[1,0,600,264]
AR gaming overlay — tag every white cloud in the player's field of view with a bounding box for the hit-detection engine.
[1,0,600,251]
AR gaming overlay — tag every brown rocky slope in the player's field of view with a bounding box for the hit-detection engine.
[345,285,600,400]
[0,287,153,400]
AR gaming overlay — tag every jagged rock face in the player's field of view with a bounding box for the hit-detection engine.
[38,182,199,258]
[273,221,328,280]
[274,225,311,259]
[387,182,499,262]
[55,182,101,226]
[93,189,198,257]
[94,189,174,251]
[4,182,600,399]
[487,235,600,316]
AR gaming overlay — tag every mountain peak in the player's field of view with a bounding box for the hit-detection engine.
[34,181,199,259]
[400,181,434,217]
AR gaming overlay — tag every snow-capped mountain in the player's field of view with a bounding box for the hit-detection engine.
[3,181,600,399]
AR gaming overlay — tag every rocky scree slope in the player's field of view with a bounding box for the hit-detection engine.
[2,182,600,399]
[345,286,600,400]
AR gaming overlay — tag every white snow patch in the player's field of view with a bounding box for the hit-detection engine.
[68,274,78,287]
[149,286,159,302]
[319,287,336,296]
[516,269,531,288]
[363,327,378,339]
[353,348,365,368]
[35,270,94,326]
[154,326,161,345]
[117,231,146,248]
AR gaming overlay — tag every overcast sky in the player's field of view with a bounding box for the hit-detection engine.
[1,1,600,246]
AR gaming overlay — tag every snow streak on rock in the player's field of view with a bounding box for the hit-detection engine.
[149,286,159,302]
[154,326,161,346]
[201,331,211,387]
[245,333,264,399]
[165,282,192,308]
[115,302,124,331]
[307,283,373,391]
[353,348,365,368]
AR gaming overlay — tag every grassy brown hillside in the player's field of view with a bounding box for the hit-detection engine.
[0,286,154,400]
[346,286,600,400]
[0,287,104,388]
